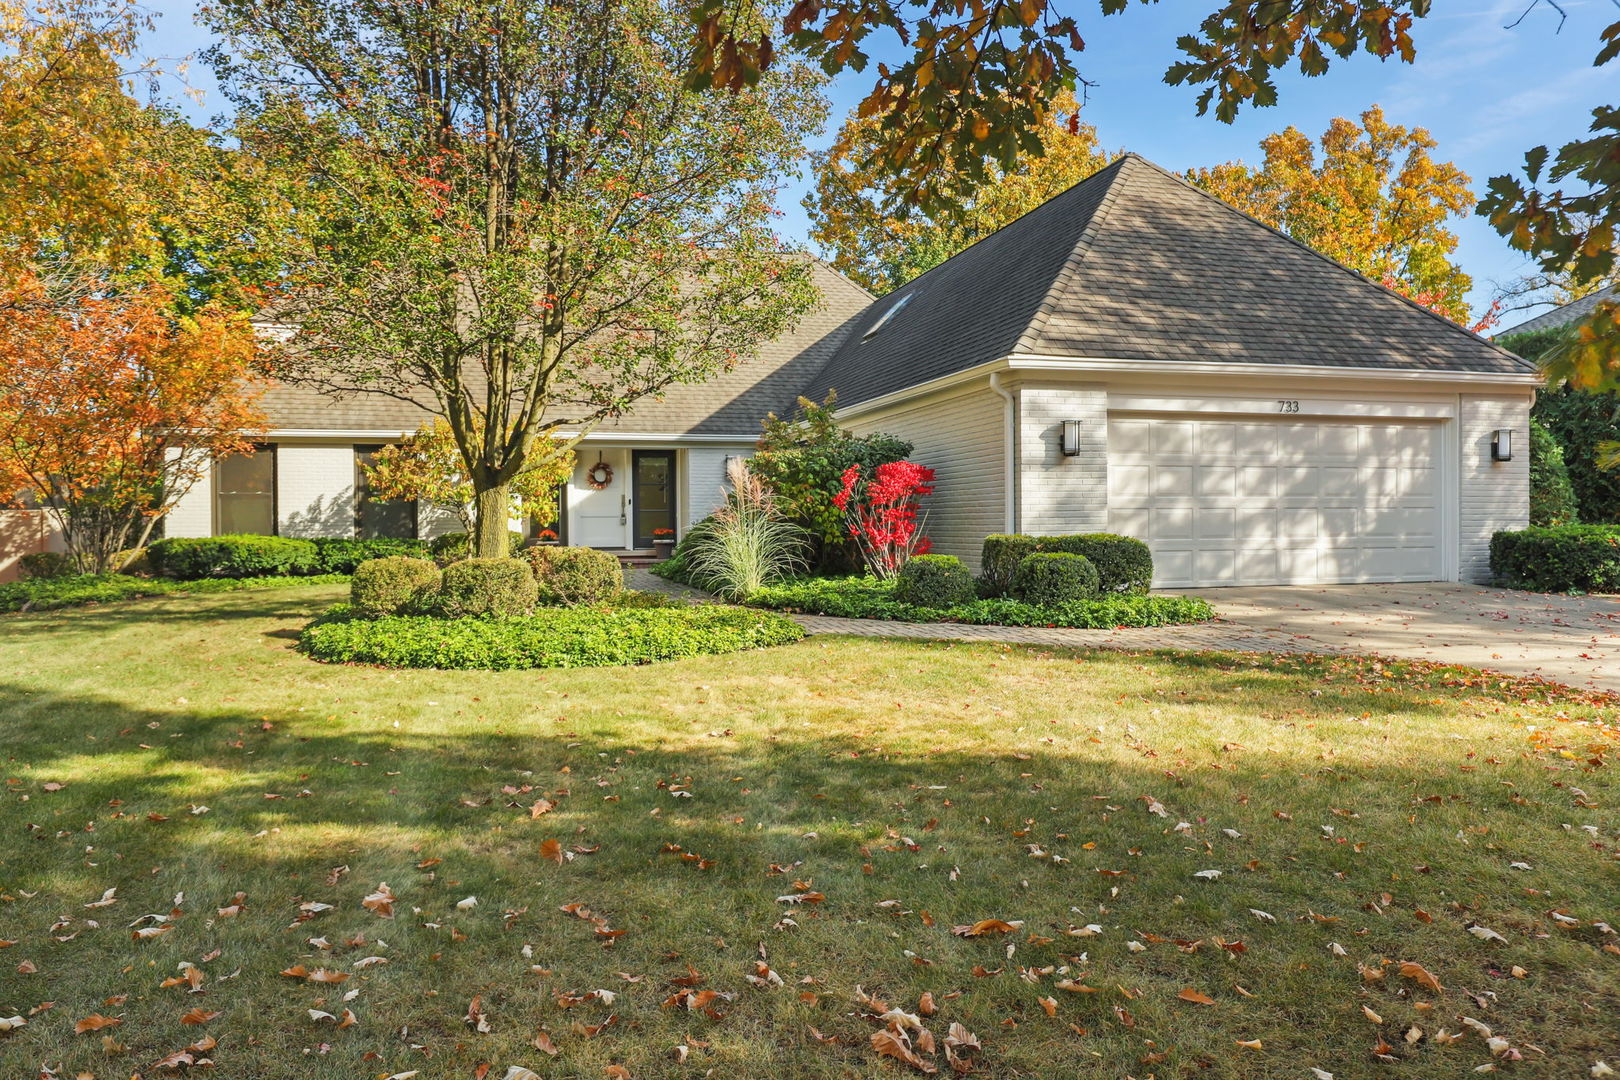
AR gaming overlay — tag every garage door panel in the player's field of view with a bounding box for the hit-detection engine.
[1106,415,1444,587]
[1194,549,1239,586]
[1197,465,1237,497]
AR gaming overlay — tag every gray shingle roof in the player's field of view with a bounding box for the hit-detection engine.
[804,154,1535,407]
[260,261,872,437]
[1496,283,1619,338]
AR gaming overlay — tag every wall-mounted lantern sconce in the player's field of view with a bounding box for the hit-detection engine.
[1491,429,1513,462]
[1061,419,1082,457]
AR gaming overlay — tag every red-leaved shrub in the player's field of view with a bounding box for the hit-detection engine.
[832,460,936,578]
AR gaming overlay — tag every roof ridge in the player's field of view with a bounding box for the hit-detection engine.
[1016,154,1135,353]
[1111,154,1538,375]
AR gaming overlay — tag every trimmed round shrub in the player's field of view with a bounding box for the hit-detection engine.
[1038,534,1152,594]
[19,551,76,579]
[1491,525,1620,593]
[434,557,538,617]
[299,604,805,670]
[427,530,526,564]
[1011,552,1100,605]
[111,548,151,575]
[979,534,1042,596]
[980,533,1152,595]
[313,537,430,574]
[528,545,623,606]
[894,554,977,608]
[147,535,319,579]
[350,556,442,618]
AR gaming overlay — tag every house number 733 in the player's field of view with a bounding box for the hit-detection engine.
[1276,399,1300,413]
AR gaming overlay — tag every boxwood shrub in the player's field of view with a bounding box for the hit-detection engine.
[749,576,1213,629]
[148,535,320,579]
[299,604,805,669]
[1011,552,1099,605]
[19,551,76,579]
[434,557,539,617]
[529,545,624,605]
[312,537,430,574]
[428,530,526,564]
[893,554,977,607]
[350,556,441,618]
[981,533,1151,596]
[1490,525,1620,593]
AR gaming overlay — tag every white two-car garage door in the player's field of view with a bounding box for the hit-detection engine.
[1106,415,1444,588]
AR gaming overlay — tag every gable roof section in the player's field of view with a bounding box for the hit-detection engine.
[1496,283,1618,338]
[805,154,1535,409]
[258,259,873,437]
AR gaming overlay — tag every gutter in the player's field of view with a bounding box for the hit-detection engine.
[988,372,1017,534]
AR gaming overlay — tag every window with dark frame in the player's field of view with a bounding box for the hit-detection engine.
[214,446,276,535]
[354,445,419,539]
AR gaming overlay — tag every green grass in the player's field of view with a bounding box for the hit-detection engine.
[0,584,1617,1079]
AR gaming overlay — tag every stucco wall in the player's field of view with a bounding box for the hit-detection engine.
[846,383,1007,568]
[1458,393,1532,584]
[1014,381,1109,538]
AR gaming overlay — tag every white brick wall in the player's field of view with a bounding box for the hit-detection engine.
[1458,393,1531,584]
[847,384,1007,568]
[164,447,213,538]
[277,445,357,538]
[683,447,741,529]
[1014,381,1109,537]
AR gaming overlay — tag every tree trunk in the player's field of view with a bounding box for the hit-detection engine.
[473,482,511,558]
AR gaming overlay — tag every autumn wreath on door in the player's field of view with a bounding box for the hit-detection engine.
[585,460,614,490]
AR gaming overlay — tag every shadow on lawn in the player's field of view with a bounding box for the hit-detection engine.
[2,607,1619,1078]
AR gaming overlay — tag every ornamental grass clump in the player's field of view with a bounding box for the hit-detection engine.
[685,459,809,600]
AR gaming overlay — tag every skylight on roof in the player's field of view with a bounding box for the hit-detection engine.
[863,293,913,340]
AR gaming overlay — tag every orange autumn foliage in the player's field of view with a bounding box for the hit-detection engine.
[0,271,267,570]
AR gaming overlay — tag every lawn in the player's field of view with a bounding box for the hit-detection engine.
[1,584,1616,1079]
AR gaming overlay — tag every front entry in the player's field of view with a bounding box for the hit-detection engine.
[569,448,630,548]
[632,450,677,547]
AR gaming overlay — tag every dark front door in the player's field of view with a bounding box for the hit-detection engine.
[631,450,676,548]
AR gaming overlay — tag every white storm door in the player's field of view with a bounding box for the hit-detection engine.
[1107,415,1444,588]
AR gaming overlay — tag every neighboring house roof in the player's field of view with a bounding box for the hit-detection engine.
[1496,283,1619,338]
[257,260,872,437]
[803,153,1535,408]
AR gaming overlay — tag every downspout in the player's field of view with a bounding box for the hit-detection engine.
[989,372,1016,534]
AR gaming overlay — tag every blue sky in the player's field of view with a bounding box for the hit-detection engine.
[139,0,1607,322]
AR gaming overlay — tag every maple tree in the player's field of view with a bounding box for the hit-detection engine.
[691,1,1620,383]
[210,0,825,559]
[0,270,266,572]
[362,420,573,537]
[806,92,1117,292]
[1188,106,1477,326]
[0,0,151,268]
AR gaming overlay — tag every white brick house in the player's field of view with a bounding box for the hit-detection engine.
[36,154,1538,588]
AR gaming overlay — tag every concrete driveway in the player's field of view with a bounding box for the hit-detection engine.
[1187,582,1620,695]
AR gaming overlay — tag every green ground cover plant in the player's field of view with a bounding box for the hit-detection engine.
[300,602,805,670]
[749,574,1214,628]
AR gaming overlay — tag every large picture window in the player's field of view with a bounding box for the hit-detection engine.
[214,446,276,535]
[354,445,418,539]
